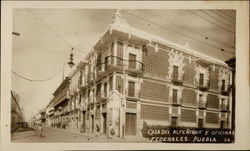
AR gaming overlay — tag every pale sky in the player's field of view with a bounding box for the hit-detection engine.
[11,9,235,121]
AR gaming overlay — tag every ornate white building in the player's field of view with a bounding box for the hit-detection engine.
[48,10,233,138]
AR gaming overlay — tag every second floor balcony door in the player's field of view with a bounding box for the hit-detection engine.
[128,81,135,97]
[173,65,178,80]
[129,54,136,69]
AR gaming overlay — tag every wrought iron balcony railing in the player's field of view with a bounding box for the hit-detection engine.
[172,75,183,85]
[170,97,182,106]
[96,92,108,102]
[87,72,95,84]
[96,55,145,75]
[126,89,140,101]
[221,86,231,96]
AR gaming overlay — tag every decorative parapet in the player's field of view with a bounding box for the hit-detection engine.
[218,67,231,93]
[168,49,185,81]
[109,10,130,35]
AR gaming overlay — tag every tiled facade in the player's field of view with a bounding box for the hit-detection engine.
[46,10,233,138]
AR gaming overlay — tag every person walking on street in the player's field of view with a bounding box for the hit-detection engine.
[38,120,43,137]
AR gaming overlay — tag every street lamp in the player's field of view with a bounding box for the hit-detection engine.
[67,47,75,68]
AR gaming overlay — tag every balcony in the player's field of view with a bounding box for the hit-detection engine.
[171,76,183,85]
[221,87,231,96]
[103,56,123,72]
[80,102,87,111]
[79,84,88,91]
[171,98,181,106]
[96,92,108,103]
[96,63,105,79]
[198,101,207,109]
[87,72,95,84]
[126,89,140,101]
[88,96,94,106]
[198,84,209,92]
[127,61,144,77]
[220,104,229,112]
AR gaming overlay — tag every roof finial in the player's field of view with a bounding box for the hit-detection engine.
[110,9,129,27]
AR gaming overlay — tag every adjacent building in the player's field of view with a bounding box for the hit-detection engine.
[11,90,24,132]
[46,10,233,138]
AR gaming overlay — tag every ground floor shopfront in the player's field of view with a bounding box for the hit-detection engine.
[49,98,231,139]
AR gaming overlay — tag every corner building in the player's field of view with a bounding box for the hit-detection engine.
[50,10,233,138]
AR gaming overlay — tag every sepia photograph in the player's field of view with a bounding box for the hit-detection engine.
[10,8,236,143]
[1,1,249,151]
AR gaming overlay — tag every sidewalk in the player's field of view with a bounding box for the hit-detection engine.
[43,126,149,142]
[44,126,96,138]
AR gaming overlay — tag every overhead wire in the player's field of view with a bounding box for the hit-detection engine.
[122,10,234,55]
[26,9,87,53]
[187,10,235,34]
[142,10,234,50]
[218,10,236,21]
[12,63,65,82]
[209,10,236,23]
[198,10,235,29]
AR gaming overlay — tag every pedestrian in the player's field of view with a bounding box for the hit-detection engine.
[38,121,43,137]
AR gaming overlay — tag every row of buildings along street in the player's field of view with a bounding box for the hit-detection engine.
[12,9,235,143]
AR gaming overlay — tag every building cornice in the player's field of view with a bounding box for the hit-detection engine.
[93,10,230,68]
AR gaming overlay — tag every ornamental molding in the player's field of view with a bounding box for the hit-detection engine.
[109,10,130,35]
[218,67,231,91]
[194,64,210,87]
[168,49,185,80]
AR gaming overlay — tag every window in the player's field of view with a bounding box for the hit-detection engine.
[96,84,101,98]
[117,41,123,66]
[92,89,95,102]
[128,81,135,97]
[129,54,136,69]
[88,90,90,102]
[171,117,178,127]
[105,57,109,70]
[198,119,203,128]
[198,93,206,108]
[199,73,204,86]
[172,89,178,103]
[116,75,123,93]
[104,83,107,97]
[97,54,102,69]
[222,79,226,91]
[173,65,179,80]
[221,98,228,110]
[109,76,113,91]
[111,42,114,65]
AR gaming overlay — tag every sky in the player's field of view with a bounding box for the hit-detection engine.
[11,9,235,121]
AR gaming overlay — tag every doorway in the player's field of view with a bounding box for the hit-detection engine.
[125,113,136,136]
[220,120,226,129]
[82,111,86,132]
[91,115,94,132]
[171,116,178,127]
[198,119,204,128]
[102,113,107,134]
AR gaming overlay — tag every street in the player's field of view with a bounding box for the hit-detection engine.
[11,126,150,143]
